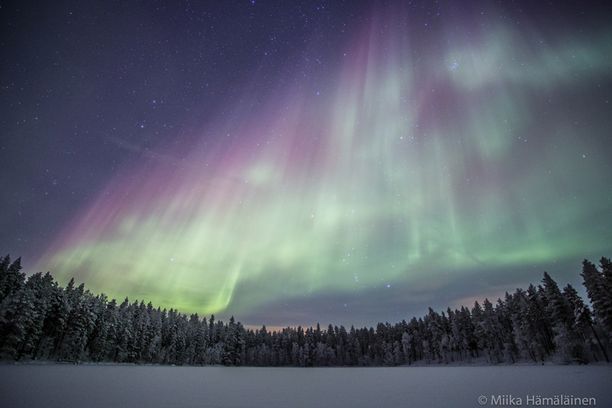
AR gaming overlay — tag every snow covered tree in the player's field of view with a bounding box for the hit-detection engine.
[0,284,39,359]
[0,252,609,367]
[223,316,245,366]
[542,272,584,363]
[563,284,609,362]
[0,256,25,303]
[581,260,612,334]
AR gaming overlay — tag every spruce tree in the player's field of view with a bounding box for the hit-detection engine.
[0,256,25,302]
[542,272,583,363]
[581,260,612,334]
[563,284,609,362]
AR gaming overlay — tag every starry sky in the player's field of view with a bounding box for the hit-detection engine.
[1,0,611,327]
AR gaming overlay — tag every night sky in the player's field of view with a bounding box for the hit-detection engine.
[1,0,611,327]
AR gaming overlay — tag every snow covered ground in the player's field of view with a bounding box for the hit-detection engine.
[1,364,610,408]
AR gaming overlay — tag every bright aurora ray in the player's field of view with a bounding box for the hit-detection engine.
[36,8,612,325]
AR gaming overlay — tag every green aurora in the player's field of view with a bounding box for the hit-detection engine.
[34,11,612,325]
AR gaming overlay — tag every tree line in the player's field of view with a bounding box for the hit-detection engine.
[0,254,611,366]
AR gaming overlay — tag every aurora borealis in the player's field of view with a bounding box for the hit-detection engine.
[2,1,612,326]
